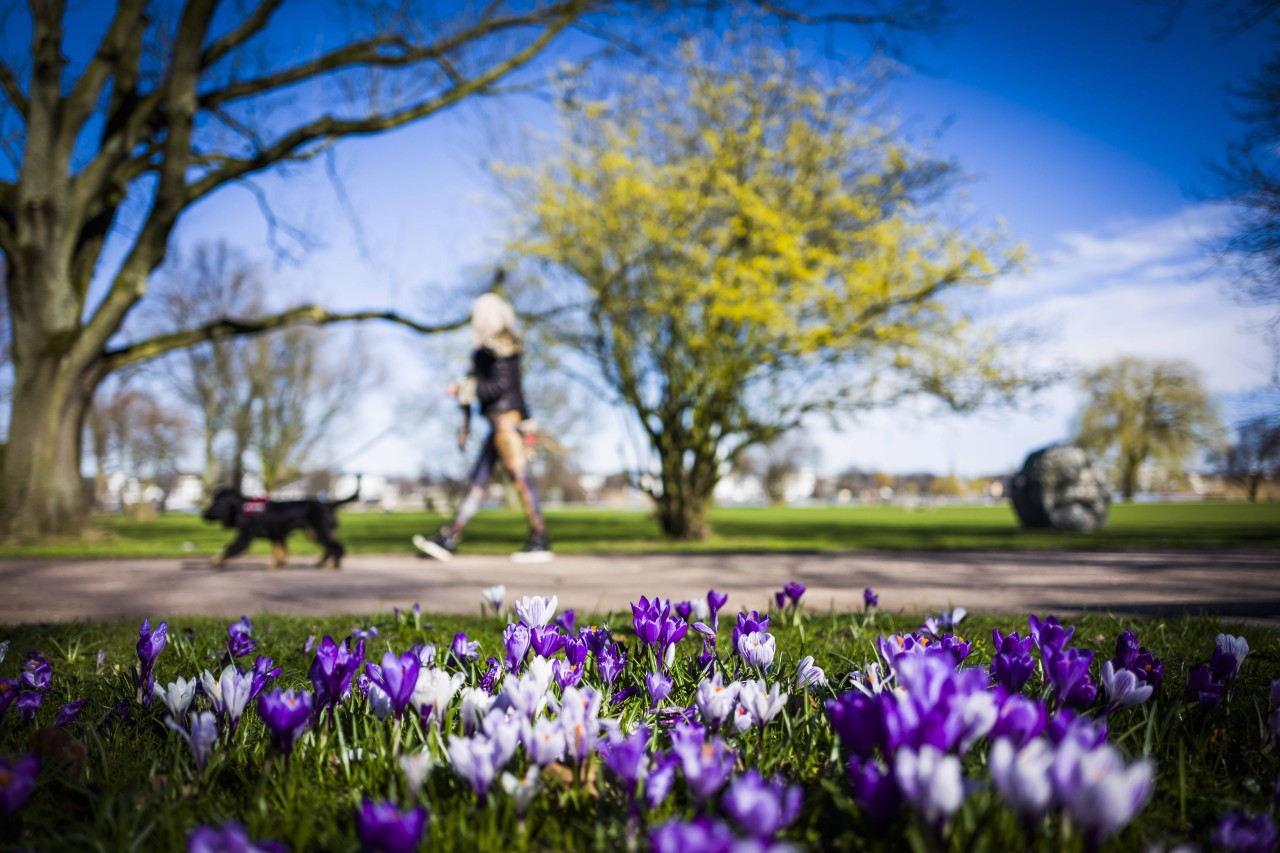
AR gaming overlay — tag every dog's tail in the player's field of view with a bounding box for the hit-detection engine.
[331,474,362,508]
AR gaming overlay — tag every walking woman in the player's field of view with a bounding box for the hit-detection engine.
[413,292,551,563]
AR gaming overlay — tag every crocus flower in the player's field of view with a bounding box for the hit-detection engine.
[724,769,803,839]
[599,725,650,800]
[707,590,729,631]
[990,629,1036,692]
[783,581,806,606]
[54,698,88,728]
[1054,740,1154,849]
[188,822,286,853]
[309,636,365,721]
[1211,633,1250,681]
[670,724,736,802]
[458,686,494,736]
[990,693,1047,748]
[449,632,481,666]
[796,655,827,689]
[155,676,197,723]
[0,641,7,664]
[525,716,567,767]
[646,671,673,709]
[0,679,17,718]
[554,608,577,634]
[894,745,964,828]
[848,757,901,827]
[400,748,433,796]
[739,678,788,728]
[1212,811,1278,853]
[0,753,39,815]
[864,588,878,609]
[481,658,503,695]
[201,664,253,738]
[167,711,218,771]
[732,611,770,658]
[514,595,558,629]
[597,643,626,687]
[258,688,312,756]
[1100,660,1153,712]
[529,625,565,659]
[649,817,737,853]
[248,655,281,704]
[552,659,585,691]
[646,753,679,811]
[136,618,169,705]
[501,766,542,817]
[357,800,428,853]
[826,690,885,760]
[695,673,739,729]
[1028,614,1074,654]
[481,585,506,613]
[503,623,532,673]
[369,651,420,720]
[737,631,776,671]
[226,616,256,659]
[16,691,42,724]
[1185,664,1224,707]
[774,590,788,610]
[559,685,605,762]
[989,737,1056,825]
[1045,708,1108,750]
[1043,646,1097,709]
[448,734,500,804]
[21,656,51,692]
[411,668,465,726]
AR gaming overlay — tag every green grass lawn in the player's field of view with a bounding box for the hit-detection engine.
[1,501,1278,559]
[0,608,1275,851]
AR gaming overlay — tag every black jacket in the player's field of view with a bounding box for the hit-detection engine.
[472,347,527,418]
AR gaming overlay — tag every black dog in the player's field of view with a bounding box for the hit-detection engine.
[202,478,360,570]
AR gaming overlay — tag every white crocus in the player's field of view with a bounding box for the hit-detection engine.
[1100,660,1154,710]
[796,656,827,689]
[412,667,465,725]
[895,745,964,825]
[514,595,558,629]
[695,673,739,727]
[481,585,507,613]
[400,748,433,795]
[459,686,495,735]
[989,738,1055,821]
[501,766,542,817]
[201,664,252,724]
[154,676,197,720]
[739,678,788,727]
[737,631,776,671]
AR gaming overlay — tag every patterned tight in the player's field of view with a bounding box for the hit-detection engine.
[449,410,544,534]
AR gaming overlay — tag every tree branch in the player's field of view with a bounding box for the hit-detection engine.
[63,0,148,139]
[201,0,284,68]
[102,304,470,372]
[0,56,27,119]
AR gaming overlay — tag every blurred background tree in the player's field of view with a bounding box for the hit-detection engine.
[1075,356,1220,500]
[1211,414,1280,500]
[505,44,1043,539]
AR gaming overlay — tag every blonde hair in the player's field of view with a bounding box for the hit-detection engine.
[471,292,519,349]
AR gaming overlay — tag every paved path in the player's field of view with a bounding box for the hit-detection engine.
[1,550,1277,624]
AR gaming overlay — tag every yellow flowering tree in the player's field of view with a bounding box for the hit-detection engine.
[507,49,1035,539]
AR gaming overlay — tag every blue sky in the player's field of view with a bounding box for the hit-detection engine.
[161,1,1277,481]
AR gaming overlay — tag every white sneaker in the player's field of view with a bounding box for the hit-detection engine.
[413,533,454,562]
[511,549,553,564]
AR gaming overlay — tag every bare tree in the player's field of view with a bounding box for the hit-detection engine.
[1212,415,1280,500]
[86,377,191,511]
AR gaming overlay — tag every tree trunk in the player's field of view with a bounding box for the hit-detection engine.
[1119,454,1141,501]
[2,354,101,539]
[655,490,711,540]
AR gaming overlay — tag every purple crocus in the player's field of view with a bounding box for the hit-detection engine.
[848,757,901,827]
[309,636,364,722]
[990,693,1048,748]
[188,821,286,853]
[356,800,428,853]
[1186,664,1224,707]
[990,629,1036,692]
[54,698,88,728]
[723,769,803,839]
[503,623,531,673]
[989,737,1056,827]
[1212,812,1278,853]
[599,725,650,801]
[369,651,420,721]
[649,817,737,853]
[480,658,503,695]
[448,734,500,804]
[670,724,736,802]
[168,711,218,771]
[1043,646,1097,708]
[707,590,729,632]
[598,643,626,687]
[16,691,42,724]
[249,655,282,704]
[554,609,577,634]
[0,679,19,717]
[732,611,770,659]
[1028,614,1074,654]
[449,632,481,666]
[563,636,589,668]
[646,671,673,709]
[646,753,680,811]
[0,753,39,815]
[827,690,885,760]
[226,616,256,659]
[783,581,805,606]
[258,688,313,756]
[864,587,878,610]
[1211,633,1250,682]
[21,656,51,692]
[529,626,565,659]
[1113,630,1164,689]
[136,618,169,705]
[553,659,585,690]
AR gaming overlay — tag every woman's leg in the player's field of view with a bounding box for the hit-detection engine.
[491,410,545,534]
[448,432,498,533]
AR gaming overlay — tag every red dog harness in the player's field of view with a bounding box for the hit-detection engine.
[243,498,268,515]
